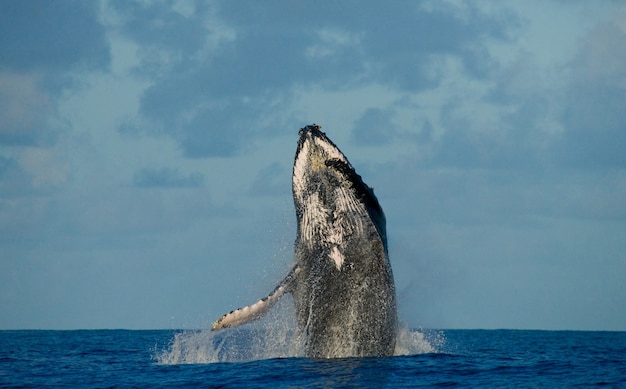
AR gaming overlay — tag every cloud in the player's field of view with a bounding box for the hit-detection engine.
[0,73,55,146]
[0,1,109,73]
[354,2,517,88]
[108,0,516,158]
[107,0,210,56]
[351,107,396,146]
[248,162,290,196]
[433,110,541,170]
[0,145,70,199]
[19,147,70,189]
[554,20,626,168]
[0,2,110,148]
[418,12,626,171]
[133,167,203,188]
[0,156,27,198]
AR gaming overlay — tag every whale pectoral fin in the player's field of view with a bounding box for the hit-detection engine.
[211,264,301,331]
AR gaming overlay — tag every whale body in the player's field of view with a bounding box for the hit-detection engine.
[212,124,397,358]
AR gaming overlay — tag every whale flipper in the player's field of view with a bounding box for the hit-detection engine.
[211,264,301,330]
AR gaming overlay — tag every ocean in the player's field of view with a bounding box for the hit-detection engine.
[1,328,624,387]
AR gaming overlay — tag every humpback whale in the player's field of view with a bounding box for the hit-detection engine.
[212,124,397,358]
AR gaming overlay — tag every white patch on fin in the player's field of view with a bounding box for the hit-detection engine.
[211,265,301,330]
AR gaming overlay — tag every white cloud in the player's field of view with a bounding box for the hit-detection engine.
[19,147,70,188]
[305,28,362,59]
[0,72,54,145]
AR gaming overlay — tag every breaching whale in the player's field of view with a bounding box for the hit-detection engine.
[212,124,397,358]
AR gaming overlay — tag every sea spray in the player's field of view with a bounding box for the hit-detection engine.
[394,325,445,355]
[157,301,303,364]
[157,311,441,364]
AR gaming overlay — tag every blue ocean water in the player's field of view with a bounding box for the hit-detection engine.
[1,329,624,387]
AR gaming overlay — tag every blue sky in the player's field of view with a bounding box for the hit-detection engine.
[1,1,625,330]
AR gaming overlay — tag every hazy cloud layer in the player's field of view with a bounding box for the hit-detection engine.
[110,1,517,158]
[133,167,203,188]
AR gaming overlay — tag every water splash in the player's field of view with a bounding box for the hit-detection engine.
[395,325,445,355]
[156,318,442,364]
[155,327,299,364]
[156,303,304,364]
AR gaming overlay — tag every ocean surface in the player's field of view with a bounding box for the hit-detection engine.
[1,328,624,388]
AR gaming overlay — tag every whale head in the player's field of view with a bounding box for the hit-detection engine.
[292,124,387,270]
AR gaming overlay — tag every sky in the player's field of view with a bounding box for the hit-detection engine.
[1,1,625,331]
